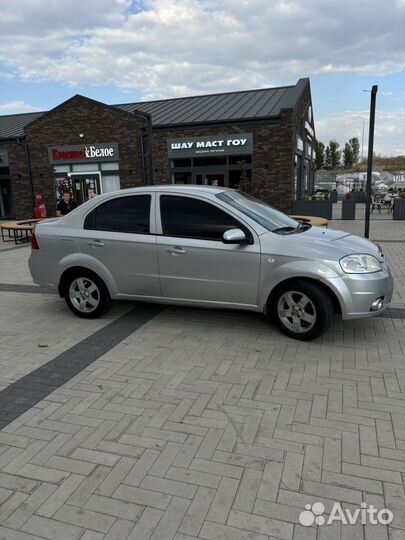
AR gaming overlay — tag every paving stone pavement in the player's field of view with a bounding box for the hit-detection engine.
[0,217,405,540]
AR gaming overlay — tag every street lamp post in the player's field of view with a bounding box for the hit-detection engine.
[364,85,378,239]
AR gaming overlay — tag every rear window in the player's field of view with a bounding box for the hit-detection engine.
[84,195,151,234]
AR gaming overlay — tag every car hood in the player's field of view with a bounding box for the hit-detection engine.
[262,226,382,260]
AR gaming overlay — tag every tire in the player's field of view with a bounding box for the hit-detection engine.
[269,281,334,341]
[64,270,111,319]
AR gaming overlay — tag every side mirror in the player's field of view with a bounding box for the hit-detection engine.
[223,228,247,244]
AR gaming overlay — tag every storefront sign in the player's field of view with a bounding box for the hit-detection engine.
[48,143,119,163]
[167,134,253,157]
[0,148,9,167]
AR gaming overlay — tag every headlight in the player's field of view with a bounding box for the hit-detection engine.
[340,254,382,274]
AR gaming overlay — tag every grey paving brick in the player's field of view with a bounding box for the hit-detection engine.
[322,470,383,494]
[254,499,301,524]
[233,468,262,512]
[149,496,190,540]
[123,449,160,487]
[53,503,115,533]
[178,486,215,537]
[113,484,171,510]
[375,418,396,449]
[67,465,111,506]
[0,472,38,494]
[302,444,323,482]
[360,454,405,472]
[199,521,267,540]
[80,531,104,540]
[70,447,120,466]
[105,519,135,540]
[302,479,363,504]
[257,461,283,503]
[36,474,85,518]
[194,429,223,460]
[359,425,379,456]
[119,433,166,450]
[126,507,164,540]
[342,462,403,484]
[140,475,197,499]
[212,449,265,470]
[0,492,29,525]
[206,477,239,524]
[189,458,243,479]
[342,431,360,464]
[0,526,45,540]
[149,442,182,477]
[85,494,143,520]
[21,514,83,540]
[166,466,221,489]
[228,509,294,539]
[95,456,136,497]
[323,437,341,473]
[16,464,69,484]
[281,452,304,491]
[234,442,285,461]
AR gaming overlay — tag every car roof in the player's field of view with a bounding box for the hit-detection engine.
[108,184,233,195]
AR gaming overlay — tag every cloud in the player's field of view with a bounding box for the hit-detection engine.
[0,100,41,114]
[316,110,405,157]
[0,0,403,98]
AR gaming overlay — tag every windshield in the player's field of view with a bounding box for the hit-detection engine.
[216,191,301,233]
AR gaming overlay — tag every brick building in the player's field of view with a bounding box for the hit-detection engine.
[0,78,315,219]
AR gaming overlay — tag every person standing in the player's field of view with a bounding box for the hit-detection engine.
[56,190,78,217]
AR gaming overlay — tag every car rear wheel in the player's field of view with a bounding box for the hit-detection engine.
[270,281,334,340]
[65,271,111,319]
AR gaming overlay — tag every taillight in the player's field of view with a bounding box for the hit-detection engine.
[31,230,39,250]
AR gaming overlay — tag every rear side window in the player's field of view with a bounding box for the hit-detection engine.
[84,195,151,234]
[160,195,240,241]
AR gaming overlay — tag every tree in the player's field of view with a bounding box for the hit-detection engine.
[315,141,325,170]
[328,140,341,169]
[349,137,360,165]
[343,142,354,169]
[325,146,332,170]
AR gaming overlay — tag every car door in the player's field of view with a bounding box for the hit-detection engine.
[156,193,261,306]
[79,193,160,297]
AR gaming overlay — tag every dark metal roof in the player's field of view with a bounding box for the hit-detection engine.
[0,111,44,140]
[0,78,309,140]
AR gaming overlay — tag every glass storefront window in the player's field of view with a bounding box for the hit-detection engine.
[72,163,99,172]
[172,172,192,184]
[53,165,70,173]
[228,155,252,165]
[172,159,192,168]
[100,162,119,171]
[101,175,120,193]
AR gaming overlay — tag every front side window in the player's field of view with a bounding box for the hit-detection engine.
[84,195,151,234]
[160,195,240,241]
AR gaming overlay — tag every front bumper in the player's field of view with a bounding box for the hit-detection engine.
[329,262,394,320]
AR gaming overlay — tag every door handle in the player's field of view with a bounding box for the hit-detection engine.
[167,247,186,255]
[87,240,105,247]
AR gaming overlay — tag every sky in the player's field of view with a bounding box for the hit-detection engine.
[0,0,404,156]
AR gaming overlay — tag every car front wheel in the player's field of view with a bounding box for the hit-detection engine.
[64,271,111,319]
[270,281,334,340]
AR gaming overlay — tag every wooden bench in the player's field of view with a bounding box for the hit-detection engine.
[289,215,328,228]
[0,219,43,244]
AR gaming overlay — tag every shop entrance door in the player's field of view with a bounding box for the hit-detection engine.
[193,172,227,186]
[0,178,13,218]
[70,172,101,204]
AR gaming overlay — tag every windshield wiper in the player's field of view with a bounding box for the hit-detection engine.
[272,226,299,234]
[296,222,312,231]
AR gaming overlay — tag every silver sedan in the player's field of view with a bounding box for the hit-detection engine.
[29,186,393,340]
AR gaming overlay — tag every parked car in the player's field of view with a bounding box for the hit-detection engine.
[29,186,393,341]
